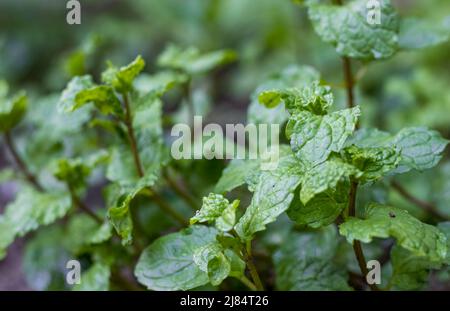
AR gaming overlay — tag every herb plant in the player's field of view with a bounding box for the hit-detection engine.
[1,0,450,291]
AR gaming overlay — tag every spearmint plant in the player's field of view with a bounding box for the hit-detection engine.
[1,0,450,292]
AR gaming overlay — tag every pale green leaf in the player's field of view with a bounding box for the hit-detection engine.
[259,82,332,115]
[339,203,447,262]
[308,0,400,60]
[389,246,441,290]
[235,154,302,241]
[399,17,450,50]
[0,92,28,132]
[288,182,348,228]
[393,127,449,172]
[343,145,400,181]
[134,225,217,291]
[157,45,236,75]
[102,55,145,93]
[134,71,189,97]
[0,188,71,259]
[350,127,449,173]
[248,65,319,125]
[73,263,111,291]
[58,75,94,113]
[214,159,260,193]
[288,106,360,167]
[74,85,122,116]
[300,158,361,204]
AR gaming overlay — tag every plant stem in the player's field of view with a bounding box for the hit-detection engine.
[122,93,188,227]
[391,180,448,220]
[243,240,264,291]
[239,276,257,291]
[342,57,355,110]
[347,181,380,291]
[68,186,103,224]
[123,93,144,177]
[3,131,44,192]
[163,169,198,211]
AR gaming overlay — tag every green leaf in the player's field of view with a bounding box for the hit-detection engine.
[0,80,8,98]
[22,226,69,290]
[0,188,72,259]
[191,193,229,224]
[350,127,449,173]
[339,203,447,262]
[438,222,450,264]
[393,127,449,172]
[215,203,238,233]
[248,65,319,125]
[259,82,332,115]
[288,182,348,228]
[74,85,123,116]
[102,55,146,93]
[135,225,217,291]
[300,158,361,204]
[206,252,230,286]
[399,17,450,50]
[157,45,237,75]
[53,151,109,191]
[288,106,360,167]
[58,75,94,113]
[5,188,72,236]
[273,226,351,290]
[307,0,400,60]
[348,128,393,148]
[389,246,441,290]
[235,154,302,241]
[73,263,111,291]
[193,243,230,286]
[0,217,15,260]
[106,97,165,188]
[0,91,28,132]
[65,214,112,252]
[190,193,239,232]
[106,179,156,246]
[134,71,189,97]
[343,145,400,182]
[214,159,261,193]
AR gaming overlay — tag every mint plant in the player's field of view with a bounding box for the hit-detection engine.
[1,0,450,291]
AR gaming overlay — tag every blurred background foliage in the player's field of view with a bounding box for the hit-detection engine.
[0,0,450,290]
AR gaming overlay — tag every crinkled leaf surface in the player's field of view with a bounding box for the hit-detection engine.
[273,226,351,290]
[135,225,217,291]
[288,182,348,228]
[343,145,400,182]
[389,246,441,290]
[350,127,448,173]
[288,106,360,167]
[235,154,302,241]
[300,158,360,204]
[248,65,319,125]
[339,203,447,262]
[308,0,400,60]
[0,188,71,259]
